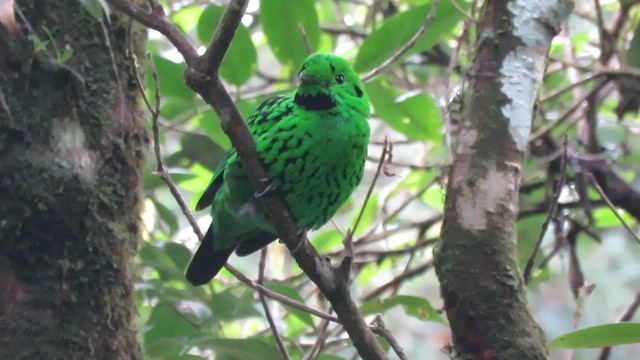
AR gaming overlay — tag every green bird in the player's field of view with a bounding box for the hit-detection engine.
[186,53,370,285]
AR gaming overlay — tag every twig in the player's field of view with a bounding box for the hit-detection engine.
[355,237,439,259]
[305,318,332,360]
[360,173,441,241]
[588,173,640,244]
[540,72,601,103]
[524,137,568,284]
[370,315,408,360]
[227,265,340,323]
[565,283,596,360]
[298,24,313,55]
[362,0,439,82]
[108,0,198,63]
[258,248,291,360]
[530,80,608,142]
[362,260,433,301]
[346,138,391,251]
[0,87,13,124]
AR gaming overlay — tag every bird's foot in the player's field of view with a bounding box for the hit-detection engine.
[291,228,308,254]
[254,178,277,198]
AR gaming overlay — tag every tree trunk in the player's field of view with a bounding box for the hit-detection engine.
[0,1,145,358]
[434,1,572,359]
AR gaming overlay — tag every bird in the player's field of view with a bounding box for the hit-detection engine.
[185,53,370,286]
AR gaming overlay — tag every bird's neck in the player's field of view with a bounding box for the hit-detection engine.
[294,88,336,111]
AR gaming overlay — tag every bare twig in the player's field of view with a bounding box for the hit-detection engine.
[588,173,640,245]
[524,137,568,284]
[370,315,408,360]
[108,0,198,63]
[530,80,608,142]
[362,0,439,82]
[258,248,291,360]
[565,283,596,360]
[362,261,433,301]
[346,138,391,250]
[305,318,332,360]
[298,24,313,55]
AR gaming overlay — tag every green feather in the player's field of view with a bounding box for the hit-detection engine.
[186,53,371,285]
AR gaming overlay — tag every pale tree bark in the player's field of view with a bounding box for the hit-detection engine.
[0,1,145,358]
[434,1,573,359]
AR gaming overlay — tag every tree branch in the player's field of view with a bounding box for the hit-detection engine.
[108,0,388,358]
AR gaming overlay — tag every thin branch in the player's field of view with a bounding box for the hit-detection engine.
[346,138,391,251]
[305,318,332,360]
[588,173,640,245]
[362,261,433,301]
[524,137,568,284]
[370,315,408,360]
[258,248,291,360]
[200,0,248,75]
[530,79,608,142]
[108,0,198,63]
[362,0,439,82]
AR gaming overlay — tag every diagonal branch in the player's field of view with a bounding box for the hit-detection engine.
[108,0,388,358]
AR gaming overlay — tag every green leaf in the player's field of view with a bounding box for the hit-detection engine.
[165,133,227,171]
[145,303,198,346]
[163,242,192,270]
[172,6,204,33]
[627,24,640,68]
[264,282,315,327]
[366,78,442,141]
[354,1,467,73]
[191,338,282,360]
[78,0,110,21]
[150,55,194,100]
[210,289,261,321]
[260,0,320,69]
[139,242,185,280]
[549,323,640,349]
[361,295,444,323]
[150,198,179,232]
[197,5,257,85]
[311,229,343,253]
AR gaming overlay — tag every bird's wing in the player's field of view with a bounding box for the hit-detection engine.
[195,152,234,211]
[195,94,293,211]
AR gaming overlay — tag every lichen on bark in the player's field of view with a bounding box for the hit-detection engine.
[434,1,573,359]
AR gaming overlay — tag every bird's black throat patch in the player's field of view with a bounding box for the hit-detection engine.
[294,92,336,111]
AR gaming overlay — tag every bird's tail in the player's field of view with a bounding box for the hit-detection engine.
[186,227,234,286]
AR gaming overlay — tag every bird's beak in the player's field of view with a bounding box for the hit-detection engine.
[299,73,319,86]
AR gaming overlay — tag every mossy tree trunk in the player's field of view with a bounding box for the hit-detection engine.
[434,0,572,359]
[0,1,145,358]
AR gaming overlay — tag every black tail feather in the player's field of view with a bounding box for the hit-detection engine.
[234,231,278,257]
[186,227,234,286]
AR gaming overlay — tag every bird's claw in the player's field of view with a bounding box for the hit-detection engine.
[254,179,277,198]
[291,228,308,254]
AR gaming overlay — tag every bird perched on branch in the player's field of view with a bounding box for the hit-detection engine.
[186,53,370,285]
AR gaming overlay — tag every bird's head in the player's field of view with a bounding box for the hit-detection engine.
[294,53,369,117]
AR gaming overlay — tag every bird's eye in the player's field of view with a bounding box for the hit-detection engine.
[335,74,345,84]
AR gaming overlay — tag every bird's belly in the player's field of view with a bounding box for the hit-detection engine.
[281,138,365,229]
